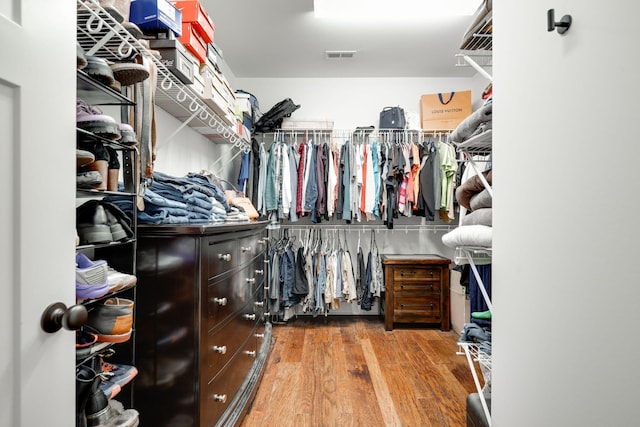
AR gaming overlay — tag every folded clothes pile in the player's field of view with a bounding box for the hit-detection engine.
[106,171,252,225]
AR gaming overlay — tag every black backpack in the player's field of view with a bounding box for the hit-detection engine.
[254,98,300,133]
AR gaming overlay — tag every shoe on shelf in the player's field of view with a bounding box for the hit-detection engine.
[84,56,116,87]
[110,61,149,86]
[91,400,139,427]
[77,170,104,190]
[116,123,137,145]
[107,268,137,293]
[100,359,138,391]
[78,139,110,191]
[77,42,88,70]
[84,298,134,343]
[77,99,121,141]
[105,208,128,241]
[77,204,113,245]
[76,253,110,300]
[105,147,120,192]
[77,149,95,167]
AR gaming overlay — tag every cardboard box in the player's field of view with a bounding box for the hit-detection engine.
[420,90,472,131]
[170,1,215,43]
[179,23,207,64]
[130,0,182,37]
[149,38,196,84]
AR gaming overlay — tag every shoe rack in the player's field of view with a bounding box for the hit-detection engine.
[76,22,140,427]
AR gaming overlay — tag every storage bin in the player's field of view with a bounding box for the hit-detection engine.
[149,38,196,84]
[129,0,182,37]
[170,0,215,43]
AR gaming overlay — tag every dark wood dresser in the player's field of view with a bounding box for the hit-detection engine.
[133,221,270,426]
[381,255,452,331]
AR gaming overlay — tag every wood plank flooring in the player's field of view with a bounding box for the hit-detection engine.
[241,317,478,427]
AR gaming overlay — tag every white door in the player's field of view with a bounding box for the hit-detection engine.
[0,2,77,426]
[495,1,640,426]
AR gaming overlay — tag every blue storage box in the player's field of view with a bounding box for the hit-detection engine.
[130,0,182,37]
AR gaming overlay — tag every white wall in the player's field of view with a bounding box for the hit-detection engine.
[235,76,488,130]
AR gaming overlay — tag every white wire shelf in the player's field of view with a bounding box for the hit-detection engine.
[454,129,492,156]
[457,342,492,370]
[459,15,492,51]
[454,245,492,266]
[457,341,492,426]
[76,0,249,150]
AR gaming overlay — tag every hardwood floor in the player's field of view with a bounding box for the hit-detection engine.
[241,317,478,427]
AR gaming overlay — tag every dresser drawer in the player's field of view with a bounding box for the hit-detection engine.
[393,280,441,293]
[207,275,250,331]
[204,334,258,425]
[393,266,441,282]
[207,237,237,278]
[393,294,441,322]
[206,309,256,379]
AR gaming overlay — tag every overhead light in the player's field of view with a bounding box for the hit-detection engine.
[314,0,480,21]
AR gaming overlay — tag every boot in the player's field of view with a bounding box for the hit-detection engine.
[84,369,114,427]
[76,365,97,427]
[105,147,120,192]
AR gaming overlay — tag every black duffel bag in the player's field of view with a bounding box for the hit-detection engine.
[254,98,301,133]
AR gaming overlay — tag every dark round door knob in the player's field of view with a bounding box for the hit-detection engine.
[41,302,88,333]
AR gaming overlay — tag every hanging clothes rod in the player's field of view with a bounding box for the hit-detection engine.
[275,224,454,233]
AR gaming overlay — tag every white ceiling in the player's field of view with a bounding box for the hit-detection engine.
[200,0,480,79]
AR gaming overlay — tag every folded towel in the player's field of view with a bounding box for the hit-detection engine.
[451,103,492,143]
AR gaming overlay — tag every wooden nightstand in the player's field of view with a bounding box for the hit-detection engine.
[381,255,452,331]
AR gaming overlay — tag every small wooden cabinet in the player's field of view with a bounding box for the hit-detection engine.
[381,255,451,331]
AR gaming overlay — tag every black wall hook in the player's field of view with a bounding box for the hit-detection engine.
[547,9,572,34]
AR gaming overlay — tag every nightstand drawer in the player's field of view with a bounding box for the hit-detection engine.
[393,267,441,281]
[393,294,441,322]
[393,280,441,293]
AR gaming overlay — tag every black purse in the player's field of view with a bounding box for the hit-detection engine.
[379,106,406,129]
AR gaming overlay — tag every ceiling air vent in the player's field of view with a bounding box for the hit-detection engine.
[325,50,357,59]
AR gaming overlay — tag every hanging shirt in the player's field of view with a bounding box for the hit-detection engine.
[372,141,381,218]
[264,142,277,212]
[341,250,357,303]
[288,145,299,222]
[438,140,458,221]
[327,144,337,217]
[256,142,267,215]
[296,141,306,217]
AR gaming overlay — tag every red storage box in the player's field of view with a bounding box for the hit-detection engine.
[179,23,207,64]
[171,0,214,43]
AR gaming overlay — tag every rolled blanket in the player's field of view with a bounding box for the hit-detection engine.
[456,169,492,211]
[451,103,492,143]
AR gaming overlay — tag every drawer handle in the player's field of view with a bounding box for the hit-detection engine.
[255,269,264,275]
[243,313,256,321]
[212,345,227,354]
[213,297,227,306]
[218,253,231,262]
[255,333,265,339]
[263,259,270,265]
[254,301,264,308]
[258,238,267,245]
[244,350,256,357]
[241,246,251,253]
[212,394,227,403]
[246,277,256,284]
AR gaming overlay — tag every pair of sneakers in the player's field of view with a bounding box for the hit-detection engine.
[76,253,137,300]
